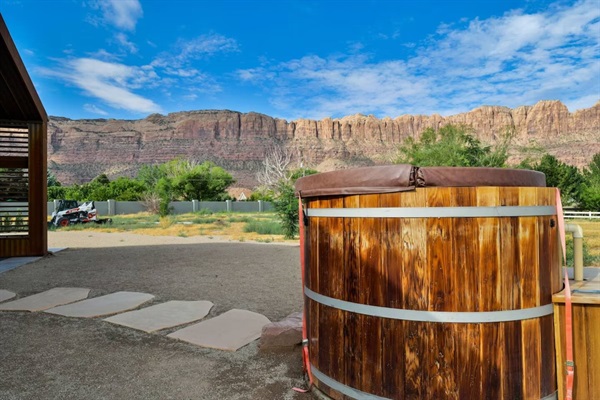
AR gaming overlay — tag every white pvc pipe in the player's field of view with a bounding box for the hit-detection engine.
[565,223,584,281]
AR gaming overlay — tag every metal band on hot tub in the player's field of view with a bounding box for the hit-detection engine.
[311,364,558,400]
[305,205,556,218]
[311,365,390,400]
[304,287,553,323]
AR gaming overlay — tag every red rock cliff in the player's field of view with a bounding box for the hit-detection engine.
[48,100,600,187]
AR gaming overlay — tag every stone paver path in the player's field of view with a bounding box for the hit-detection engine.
[45,291,154,318]
[168,309,271,351]
[0,287,90,312]
[1,287,271,352]
[0,290,16,303]
[104,300,214,332]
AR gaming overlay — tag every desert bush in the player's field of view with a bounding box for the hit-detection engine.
[243,220,284,235]
[141,192,161,214]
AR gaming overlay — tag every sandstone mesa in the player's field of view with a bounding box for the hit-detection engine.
[48,100,600,187]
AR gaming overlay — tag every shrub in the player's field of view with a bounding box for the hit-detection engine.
[243,220,284,235]
[565,236,599,267]
[273,183,298,239]
[141,192,161,214]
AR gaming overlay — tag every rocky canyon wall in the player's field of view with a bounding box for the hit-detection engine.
[48,100,600,187]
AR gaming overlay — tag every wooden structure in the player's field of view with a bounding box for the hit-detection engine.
[296,165,562,400]
[0,14,48,257]
[553,270,600,400]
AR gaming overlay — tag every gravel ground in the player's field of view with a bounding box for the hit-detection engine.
[0,231,307,400]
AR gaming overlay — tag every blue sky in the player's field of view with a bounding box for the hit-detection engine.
[1,0,599,120]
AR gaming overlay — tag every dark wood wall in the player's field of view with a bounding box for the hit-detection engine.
[0,122,47,257]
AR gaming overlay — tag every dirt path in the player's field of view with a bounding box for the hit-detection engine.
[0,232,307,400]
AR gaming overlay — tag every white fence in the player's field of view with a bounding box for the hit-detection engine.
[563,211,600,220]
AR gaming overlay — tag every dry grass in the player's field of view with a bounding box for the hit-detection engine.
[567,219,600,259]
[49,212,600,253]
[53,212,293,243]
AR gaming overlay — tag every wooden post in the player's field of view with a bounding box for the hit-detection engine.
[27,122,47,256]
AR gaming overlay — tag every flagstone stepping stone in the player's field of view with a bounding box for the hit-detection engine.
[104,300,214,333]
[45,291,154,318]
[0,288,90,312]
[168,309,271,351]
[0,290,16,303]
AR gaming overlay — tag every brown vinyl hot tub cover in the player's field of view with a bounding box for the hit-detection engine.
[295,165,546,198]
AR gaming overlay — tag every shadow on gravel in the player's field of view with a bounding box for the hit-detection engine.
[0,243,306,400]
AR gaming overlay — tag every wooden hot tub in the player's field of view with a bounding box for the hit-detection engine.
[296,165,562,400]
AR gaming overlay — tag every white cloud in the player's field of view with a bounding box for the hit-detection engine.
[114,33,138,54]
[565,95,600,112]
[152,34,239,69]
[94,0,143,31]
[183,94,198,101]
[84,103,109,115]
[40,58,161,114]
[86,49,121,61]
[237,0,600,118]
[164,67,200,78]
[140,33,237,97]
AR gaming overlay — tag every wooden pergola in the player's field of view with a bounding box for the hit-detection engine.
[0,14,48,257]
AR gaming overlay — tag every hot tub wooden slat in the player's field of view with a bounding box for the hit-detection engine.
[476,186,503,399]
[520,188,543,400]
[381,320,404,398]
[450,188,482,396]
[504,320,524,399]
[399,189,429,399]
[341,195,359,394]
[316,197,332,383]
[330,197,345,386]
[540,315,556,396]
[586,304,600,398]
[379,193,404,398]
[425,187,456,398]
[358,194,384,396]
[538,187,559,397]
[307,197,320,380]
[481,323,502,399]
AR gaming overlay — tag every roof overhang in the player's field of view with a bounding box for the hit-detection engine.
[0,13,47,123]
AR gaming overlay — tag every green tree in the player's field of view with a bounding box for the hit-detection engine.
[273,167,318,239]
[521,154,585,206]
[249,187,275,202]
[47,185,66,200]
[46,159,235,212]
[92,173,110,185]
[137,164,164,188]
[395,124,511,167]
[107,177,147,201]
[584,153,600,181]
[171,161,234,201]
[48,175,148,201]
[47,170,61,187]
[156,177,173,217]
[579,153,600,211]
[273,182,298,239]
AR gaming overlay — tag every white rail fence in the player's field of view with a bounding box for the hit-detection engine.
[564,211,600,219]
